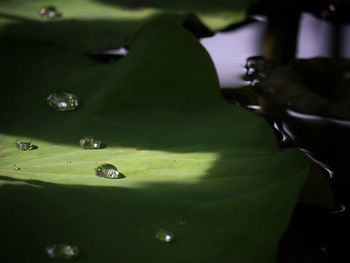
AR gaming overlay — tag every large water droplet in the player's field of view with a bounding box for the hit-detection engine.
[155,228,175,242]
[80,135,102,149]
[46,243,79,260]
[47,92,78,111]
[15,140,32,151]
[39,6,60,19]
[96,164,124,179]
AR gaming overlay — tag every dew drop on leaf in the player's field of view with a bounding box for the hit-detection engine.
[155,228,175,242]
[15,140,32,151]
[13,164,20,171]
[47,92,78,111]
[95,164,124,179]
[39,6,60,19]
[80,135,102,149]
[46,243,79,260]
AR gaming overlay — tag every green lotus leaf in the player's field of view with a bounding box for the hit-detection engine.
[0,2,308,262]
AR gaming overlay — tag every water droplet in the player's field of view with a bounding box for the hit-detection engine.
[155,228,175,242]
[46,243,79,260]
[95,164,124,179]
[176,217,187,226]
[47,92,78,111]
[66,160,72,164]
[13,164,21,171]
[80,135,102,149]
[15,140,32,151]
[39,6,60,19]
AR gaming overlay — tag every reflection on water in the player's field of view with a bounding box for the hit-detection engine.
[222,56,350,260]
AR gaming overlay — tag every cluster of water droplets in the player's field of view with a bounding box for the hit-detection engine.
[12,82,142,259]
[14,7,190,258]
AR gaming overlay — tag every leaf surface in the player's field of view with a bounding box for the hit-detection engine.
[0,2,308,263]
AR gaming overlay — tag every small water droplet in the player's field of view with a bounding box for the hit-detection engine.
[95,164,124,179]
[39,6,60,19]
[80,135,102,149]
[46,243,79,260]
[15,140,32,151]
[47,92,78,111]
[13,164,21,171]
[155,228,175,242]
[176,217,187,226]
